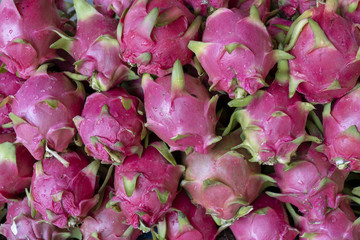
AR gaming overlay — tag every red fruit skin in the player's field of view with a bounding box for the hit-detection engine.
[184,0,229,15]
[94,0,134,16]
[339,0,360,24]
[230,0,271,22]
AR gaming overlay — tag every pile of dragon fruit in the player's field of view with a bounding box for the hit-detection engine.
[2,0,360,239]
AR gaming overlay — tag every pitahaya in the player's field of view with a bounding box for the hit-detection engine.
[51,0,137,92]
[0,0,62,79]
[29,152,100,228]
[113,142,183,229]
[73,87,146,164]
[284,0,360,103]
[119,0,202,77]
[181,131,273,222]
[9,66,85,162]
[0,133,36,203]
[276,0,316,17]
[142,60,221,154]
[183,0,229,15]
[81,187,141,240]
[230,194,299,240]
[165,190,217,240]
[267,17,292,46]
[339,0,360,23]
[268,143,348,223]
[188,6,291,98]
[229,0,271,22]
[0,197,72,240]
[94,0,134,17]
[320,84,360,171]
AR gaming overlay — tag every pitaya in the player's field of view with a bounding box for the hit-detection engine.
[229,0,271,22]
[94,0,134,17]
[339,0,360,23]
[73,87,146,164]
[188,6,291,98]
[268,143,348,223]
[320,84,360,171]
[119,0,202,77]
[9,67,85,162]
[183,0,229,15]
[276,0,316,17]
[267,17,292,46]
[230,194,299,240]
[165,190,217,240]
[113,142,183,229]
[284,0,360,103]
[29,152,100,228]
[51,0,137,92]
[0,133,36,203]
[181,131,273,222]
[0,197,72,240]
[0,0,62,79]
[142,60,221,154]
[81,187,141,240]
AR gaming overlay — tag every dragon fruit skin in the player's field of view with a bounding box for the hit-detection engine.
[165,191,217,240]
[113,143,184,228]
[74,87,145,164]
[230,194,299,240]
[0,197,72,240]
[229,0,271,22]
[9,69,85,160]
[142,60,221,154]
[0,133,36,203]
[0,0,61,79]
[276,0,316,17]
[81,187,141,240]
[267,17,292,46]
[119,0,201,77]
[285,1,360,103]
[339,0,360,24]
[183,0,229,15]
[94,0,134,17]
[29,152,100,228]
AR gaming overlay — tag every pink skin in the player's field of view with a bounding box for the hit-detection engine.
[120,0,199,77]
[267,17,292,44]
[74,87,145,164]
[81,187,141,240]
[183,0,229,15]
[323,85,360,171]
[339,0,360,24]
[11,71,85,160]
[143,73,219,154]
[0,197,71,240]
[165,191,217,240]
[0,0,61,79]
[94,0,134,17]
[0,133,36,203]
[230,0,271,22]
[230,194,299,240]
[288,4,360,103]
[113,144,183,228]
[30,152,99,228]
[277,0,316,16]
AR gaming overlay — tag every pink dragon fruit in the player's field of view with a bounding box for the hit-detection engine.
[94,0,134,17]
[229,0,271,22]
[188,6,291,98]
[73,87,146,164]
[230,194,299,240]
[339,0,360,23]
[119,0,202,77]
[81,187,141,240]
[0,0,62,79]
[51,0,137,92]
[142,60,221,154]
[276,0,316,17]
[267,17,292,46]
[284,0,360,103]
[268,143,349,223]
[0,197,72,240]
[320,84,360,171]
[113,142,183,229]
[165,190,218,240]
[9,67,85,161]
[181,131,273,222]
[0,133,36,203]
[29,152,100,228]
[183,0,229,15]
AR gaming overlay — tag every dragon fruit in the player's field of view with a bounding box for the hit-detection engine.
[94,0,134,17]
[183,0,229,15]
[119,0,202,77]
[9,67,85,161]
[51,0,137,92]
[181,131,273,222]
[81,187,141,240]
[165,190,217,240]
[0,0,62,79]
[276,0,316,17]
[267,17,292,46]
[142,60,221,154]
[230,194,299,240]
[268,143,348,223]
[339,0,360,23]
[29,152,100,228]
[0,197,72,240]
[113,142,183,229]
[73,87,146,164]
[229,0,271,22]
[284,0,360,103]
[188,6,291,98]
[0,133,36,203]
[319,84,360,171]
